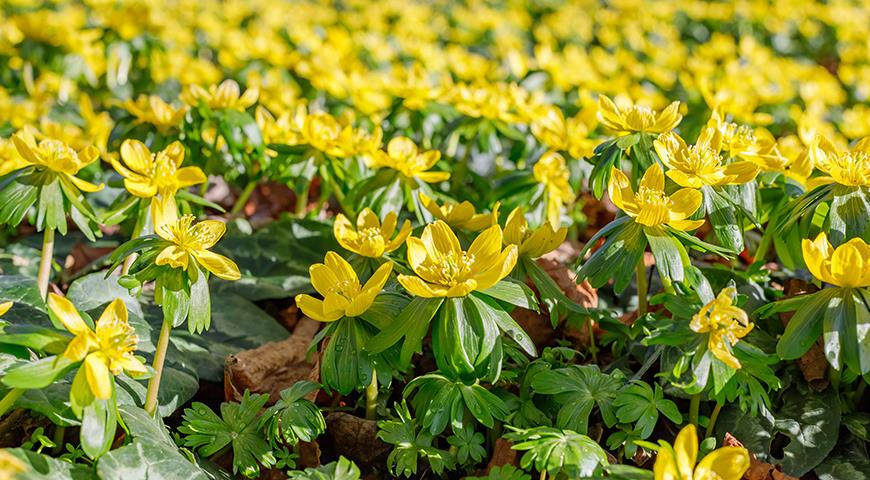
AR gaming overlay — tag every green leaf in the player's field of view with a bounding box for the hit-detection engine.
[644,226,688,283]
[578,219,646,293]
[470,293,536,357]
[367,297,443,366]
[447,425,487,465]
[0,171,40,227]
[320,318,372,395]
[179,391,275,478]
[531,364,625,433]
[828,185,870,245]
[777,289,839,361]
[2,355,76,389]
[479,279,539,312]
[378,400,454,477]
[506,426,608,477]
[187,265,211,334]
[288,456,361,480]
[98,440,210,480]
[613,382,681,439]
[80,397,118,459]
[3,448,96,480]
[703,186,744,252]
[260,381,325,446]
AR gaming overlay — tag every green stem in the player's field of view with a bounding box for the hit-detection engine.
[52,425,65,453]
[755,226,773,262]
[0,388,24,417]
[705,402,722,438]
[144,316,173,416]
[37,228,55,299]
[586,318,598,363]
[365,371,378,420]
[539,471,547,480]
[295,180,311,218]
[121,209,147,275]
[689,393,701,429]
[661,276,675,295]
[231,180,257,215]
[636,259,648,316]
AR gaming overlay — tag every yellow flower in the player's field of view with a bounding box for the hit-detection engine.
[597,95,682,135]
[0,449,26,480]
[368,137,449,183]
[690,287,753,369]
[122,95,188,133]
[111,140,206,228]
[533,151,573,229]
[47,294,146,400]
[530,105,597,159]
[334,208,412,258]
[182,79,258,111]
[802,233,870,288]
[654,424,750,480]
[0,301,11,317]
[808,135,870,187]
[11,130,103,192]
[707,111,786,171]
[655,130,759,188]
[287,107,382,159]
[0,137,28,177]
[155,215,241,281]
[397,221,517,298]
[608,164,704,231]
[295,252,392,322]
[419,192,498,231]
[503,207,567,258]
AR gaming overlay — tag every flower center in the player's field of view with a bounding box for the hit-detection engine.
[327,278,360,298]
[827,152,869,186]
[421,252,475,286]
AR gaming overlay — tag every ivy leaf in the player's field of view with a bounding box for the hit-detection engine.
[505,426,608,477]
[179,390,275,478]
[3,448,96,480]
[260,381,326,446]
[530,364,625,433]
[447,425,487,465]
[377,400,454,478]
[613,382,682,439]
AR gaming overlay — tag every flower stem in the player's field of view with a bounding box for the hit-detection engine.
[636,259,648,316]
[539,470,547,480]
[365,371,378,420]
[295,180,311,217]
[705,402,722,438]
[121,209,146,275]
[37,228,55,299]
[144,315,173,416]
[0,388,24,417]
[52,425,65,453]
[231,180,257,215]
[586,318,598,363]
[689,393,701,429]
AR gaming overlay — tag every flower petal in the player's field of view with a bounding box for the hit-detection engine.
[190,220,226,249]
[174,166,207,188]
[694,447,750,480]
[608,167,638,215]
[84,353,113,400]
[398,275,446,298]
[48,294,90,336]
[96,298,127,332]
[119,139,153,174]
[194,250,241,280]
[295,294,341,322]
[668,188,702,220]
[156,245,190,270]
[385,220,412,252]
[640,163,665,192]
[673,424,698,479]
[68,174,104,193]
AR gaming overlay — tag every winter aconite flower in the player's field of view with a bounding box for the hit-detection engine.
[597,95,681,135]
[808,135,870,187]
[533,151,573,228]
[655,130,759,188]
[155,215,241,280]
[419,192,498,231]
[295,252,392,321]
[333,208,411,258]
[182,79,258,111]
[398,221,517,298]
[48,294,146,400]
[690,287,753,369]
[0,450,26,480]
[802,233,870,288]
[609,164,704,231]
[503,207,567,258]
[11,130,103,192]
[121,95,188,133]
[111,140,206,228]
[653,424,750,480]
[368,136,449,183]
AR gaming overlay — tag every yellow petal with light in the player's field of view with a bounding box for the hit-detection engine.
[668,189,702,220]
[156,245,190,270]
[694,446,750,480]
[189,220,226,249]
[640,163,665,192]
[174,166,207,188]
[194,250,242,280]
[397,275,447,298]
[385,220,412,252]
[0,301,12,317]
[607,167,638,215]
[84,353,113,400]
[295,294,341,322]
[653,445,680,480]
[96,298,127,331]
[67,174,105,193]
[48,294,90,336]
[120,139,153,174]
[151,195,179,230]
